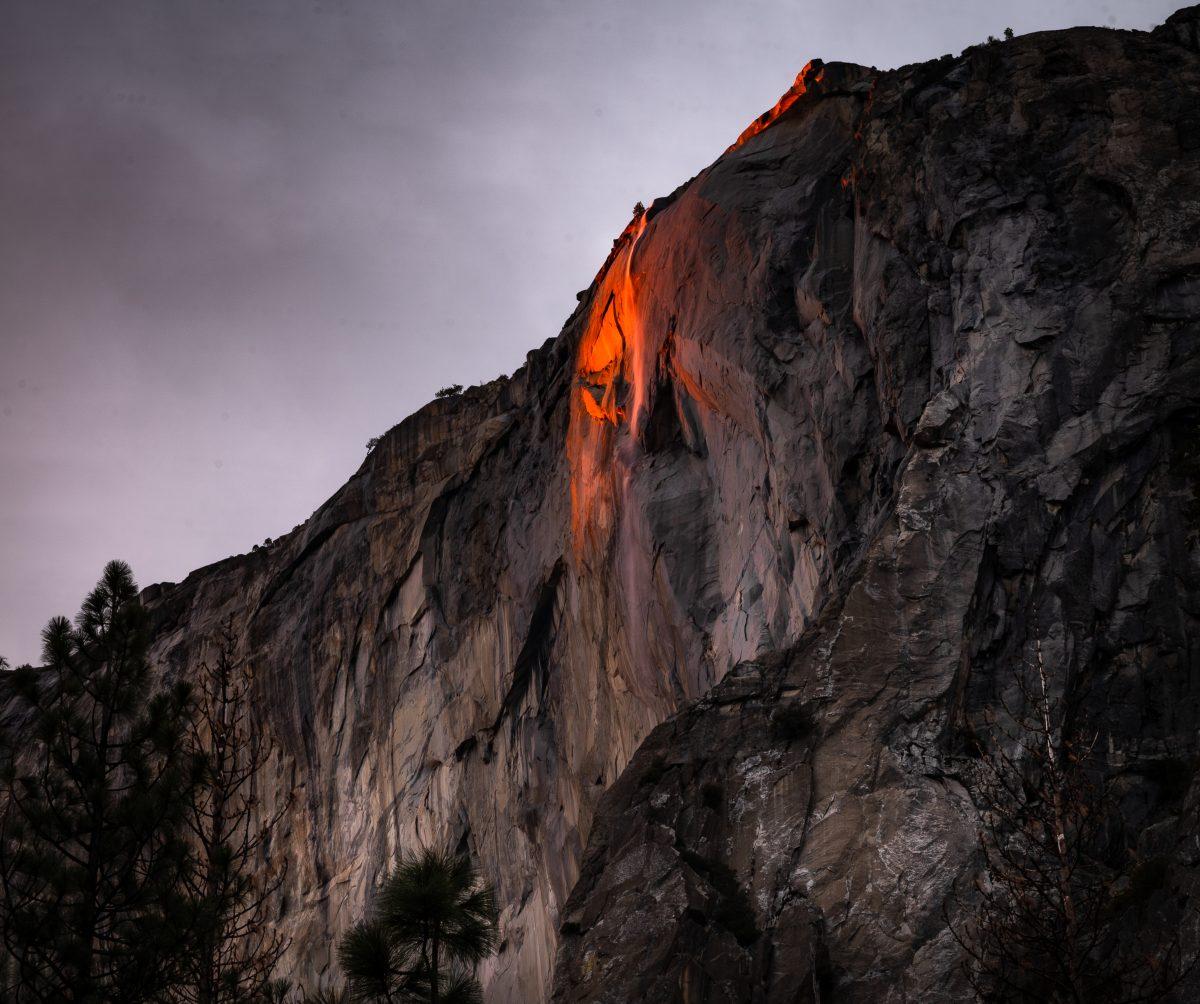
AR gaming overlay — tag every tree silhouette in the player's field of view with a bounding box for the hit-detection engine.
[338,849,497,1004]
[947,633,1196,1002]
[174,620,292,1003]
[0,560,199,1003]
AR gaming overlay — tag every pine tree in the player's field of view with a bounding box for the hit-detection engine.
[174,620,291,1004]
[337,849,497,1004]
[0,560,199,1003]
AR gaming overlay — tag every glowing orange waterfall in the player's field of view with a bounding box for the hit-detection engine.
[567,60,823,552]
[568,206,649,552]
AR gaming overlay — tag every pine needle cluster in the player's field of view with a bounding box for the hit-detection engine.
[337,849,498,1004]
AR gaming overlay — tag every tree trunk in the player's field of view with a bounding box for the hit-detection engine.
[430,921,440,1004]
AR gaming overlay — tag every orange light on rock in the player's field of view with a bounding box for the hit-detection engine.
[728,60,824,152]
[567,204,650,550]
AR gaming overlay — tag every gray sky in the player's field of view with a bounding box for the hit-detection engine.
[0,0,1178,665]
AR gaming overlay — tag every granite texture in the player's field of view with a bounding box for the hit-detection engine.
[120,9,1200,1001]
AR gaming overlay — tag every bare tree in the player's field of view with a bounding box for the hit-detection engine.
[948,631,1195,1002]
[175,620,292,1004]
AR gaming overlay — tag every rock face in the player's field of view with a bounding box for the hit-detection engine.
[138,9,1200,1002]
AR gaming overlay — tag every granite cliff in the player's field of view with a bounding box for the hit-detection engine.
[137,8,1200,1001]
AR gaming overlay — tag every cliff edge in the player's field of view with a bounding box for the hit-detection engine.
[136,8,1200,1001]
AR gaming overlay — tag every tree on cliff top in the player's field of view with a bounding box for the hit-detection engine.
[0,560,200,1003]
[338,848,498,1004]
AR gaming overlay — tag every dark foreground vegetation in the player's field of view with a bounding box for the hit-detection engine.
[944,634,1198,1002]
[0,561,496,1003]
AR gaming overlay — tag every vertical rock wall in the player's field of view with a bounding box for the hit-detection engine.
[553,11,1200,1002]
[137,9,1200,1002]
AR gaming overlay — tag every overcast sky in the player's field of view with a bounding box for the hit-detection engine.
[0,0,1179,665]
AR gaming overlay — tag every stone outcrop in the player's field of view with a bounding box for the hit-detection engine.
[134,8,1200,1001]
